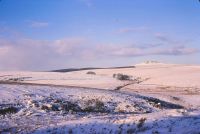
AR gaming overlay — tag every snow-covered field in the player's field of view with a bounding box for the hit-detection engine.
[0,63,200,133]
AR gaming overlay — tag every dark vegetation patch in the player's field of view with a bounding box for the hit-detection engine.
[137,117,147,128]
[0,103,23,115]
[0,107,18,115]
[143,97,184,109]
[60,101,81,112]
[26,92,183,115]
[40,101,81,112]
[114,84,133,91]
[81,99,108,113]
[127,128,136,134]
[35,96,157,114]
[86,71,96,75]
[113,76,148,90]
[7,77,32,82]
[113,73,133,81]
[171,96,180,101]
[0,127,18,134]
[23,93,36,97]
[36,97,109,113]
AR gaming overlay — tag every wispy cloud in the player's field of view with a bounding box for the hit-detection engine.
[115,27,149,34]
[54,38,87,55]
[0,45,11,56]
[27,20,49,28]
[153,46,199,56]
[155,33,173,42]
[101,45,199,57]
[80,0,93,7]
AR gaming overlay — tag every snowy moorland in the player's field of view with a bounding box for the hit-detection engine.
[0,63,200,133]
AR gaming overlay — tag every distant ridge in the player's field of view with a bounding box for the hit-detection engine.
[51,66,135,72]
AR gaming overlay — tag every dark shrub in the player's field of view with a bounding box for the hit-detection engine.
[86,71,96,75]
[113,73,132,81]
[82,99,107,113]
[61,101,81,112]
[0,106,18,115]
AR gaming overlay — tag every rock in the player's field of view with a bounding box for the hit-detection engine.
[26,111,33,116]
[41,104,52,111]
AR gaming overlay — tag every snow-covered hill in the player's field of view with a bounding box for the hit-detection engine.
[0,63,200,133]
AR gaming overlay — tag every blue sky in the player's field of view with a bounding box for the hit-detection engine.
[0,0,200,70]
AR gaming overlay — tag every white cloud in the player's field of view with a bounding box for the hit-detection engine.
[0,45,12,56]
[0,37,88,70]
[0,35,198,70]
[54,38,87,55]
